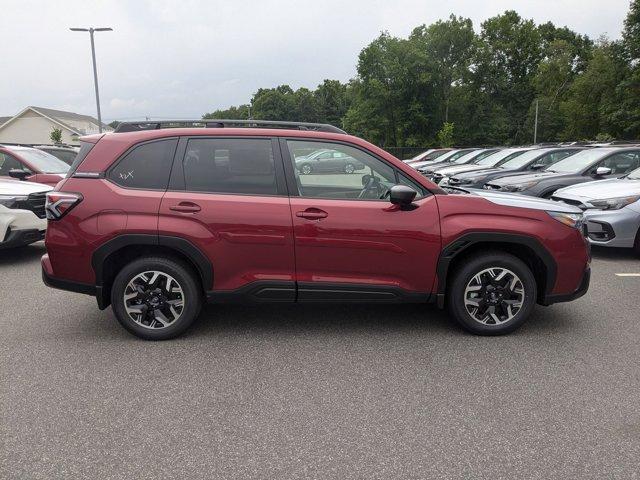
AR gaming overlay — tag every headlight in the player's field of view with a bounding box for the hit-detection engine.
[548,211,584,229]
[0,195,28,209]
[502,181,539,192]
[587,195,640,210]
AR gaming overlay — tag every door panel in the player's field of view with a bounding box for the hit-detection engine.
[159,193,295,292]
[289,195,441,293]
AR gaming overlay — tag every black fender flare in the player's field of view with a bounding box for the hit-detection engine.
[435,232,557,308]
[91,234,213,308]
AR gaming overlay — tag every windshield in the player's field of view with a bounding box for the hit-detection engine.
[476,149,526,166]
[15,149,69,173]
[498,149,551,169]
[432,149,465,163]
[627,166,640,180]
[546,149,610,173]
[453,149,490,165]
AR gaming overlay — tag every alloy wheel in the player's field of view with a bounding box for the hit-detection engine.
[345,163,355,174]
[464,267,524,325]
[301,164,311,175]
[123,271,185,329]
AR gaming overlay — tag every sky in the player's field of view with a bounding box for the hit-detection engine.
[0,0,632,123]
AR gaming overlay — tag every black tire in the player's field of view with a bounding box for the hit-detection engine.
[110,256,202,340]
[344,163,355,174]
[634,226,640,257]
[447,252,537,335]
[300,164,312,175]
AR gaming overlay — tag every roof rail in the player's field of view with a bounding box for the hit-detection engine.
[113,119,346,134]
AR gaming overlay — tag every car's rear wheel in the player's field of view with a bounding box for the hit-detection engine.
[111,256,202,340]
[344,163,355,174]
[634,226,640,257]
[300,164,312,175]
[447,252,537,335]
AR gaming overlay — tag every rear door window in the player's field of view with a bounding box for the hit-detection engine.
[182,138,277,195]
[109,138,178,189]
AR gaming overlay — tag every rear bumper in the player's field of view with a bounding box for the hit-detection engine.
[541,267,590,305]
[41,253,96,295]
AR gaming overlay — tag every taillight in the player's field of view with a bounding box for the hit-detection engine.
[45,192,83,220]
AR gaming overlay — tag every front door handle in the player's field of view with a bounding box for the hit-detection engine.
[296,208,328,220]
[170,202,201,213]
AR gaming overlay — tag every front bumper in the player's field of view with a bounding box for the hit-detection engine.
[582,208,640,248]
[542,267,591,305]
[1,205,47,247]
[0,228,45,249]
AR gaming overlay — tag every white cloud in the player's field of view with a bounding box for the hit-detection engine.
[0,0,631,121]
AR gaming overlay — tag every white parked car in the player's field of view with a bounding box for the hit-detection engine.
[0,179,51,249]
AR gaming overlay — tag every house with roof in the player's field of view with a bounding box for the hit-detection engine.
[0,106,113,145]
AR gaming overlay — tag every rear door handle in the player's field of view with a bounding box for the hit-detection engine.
[296,208,328,220]
[169,202,201,213]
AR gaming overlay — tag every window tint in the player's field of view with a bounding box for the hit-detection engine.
[183,138,277,195]
[598,151,640,175]
[109,139,177,189]
[287,140,423,200]
[0,152,26,175]
[67,141,95,177]
[45,149,77,165]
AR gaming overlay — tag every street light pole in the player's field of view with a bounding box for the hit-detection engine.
[70,27,112,133]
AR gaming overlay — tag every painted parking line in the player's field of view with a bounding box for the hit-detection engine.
[615,273,640,277]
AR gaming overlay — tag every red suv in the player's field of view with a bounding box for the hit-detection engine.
[41,121,591,340]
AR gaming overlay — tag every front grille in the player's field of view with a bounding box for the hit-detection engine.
[483,184,501,190]
[24,192,47,218]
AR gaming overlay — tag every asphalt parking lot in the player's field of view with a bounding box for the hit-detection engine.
[1,243,639,479]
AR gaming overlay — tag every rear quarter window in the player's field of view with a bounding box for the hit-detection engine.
[109,139,178,190]
[66,142,95,177]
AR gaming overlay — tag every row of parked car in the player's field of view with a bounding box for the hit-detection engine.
[404,145,640,254]
[0,143,78,249]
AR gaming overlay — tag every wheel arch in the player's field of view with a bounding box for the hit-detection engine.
[436,233,556,307]
[91,234,213,309]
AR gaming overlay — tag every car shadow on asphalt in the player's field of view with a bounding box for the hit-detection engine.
[0,241,46,267]
[590,245,638,261]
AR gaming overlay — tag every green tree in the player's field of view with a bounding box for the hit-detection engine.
[203,104,251,120]
[436,122,455,146]
[410,15,476,125]
[50,127,62,144]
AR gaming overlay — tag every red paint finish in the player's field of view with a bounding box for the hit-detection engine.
[436,194,590,295]
[158,192,295,290]
[42,126,590,307]
[0,146,67,186]
[290,196,441,292]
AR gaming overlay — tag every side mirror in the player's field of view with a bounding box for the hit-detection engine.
[595,166,612,176]
[531,163,546,170]
[8,169,30,181]
[389,185,417,208]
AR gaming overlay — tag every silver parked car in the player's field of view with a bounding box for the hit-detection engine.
[552,166,640,254]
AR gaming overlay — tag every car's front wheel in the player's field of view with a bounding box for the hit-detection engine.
[111,256,202,340]
[344,163,355,174]
[447,252,537,335]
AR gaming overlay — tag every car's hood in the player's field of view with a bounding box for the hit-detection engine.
[414,159,451,170]
[451,167,503,180]
[434,164,493,176]
[467,189,582,214]
[554,178,640,200]
[487,171,564,186]
[0,179,52,195]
